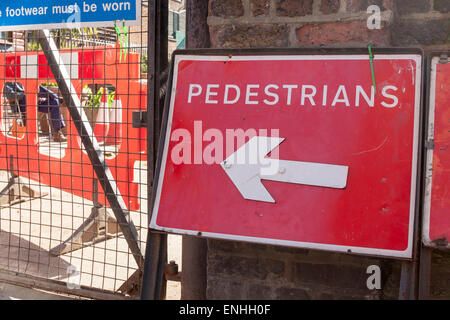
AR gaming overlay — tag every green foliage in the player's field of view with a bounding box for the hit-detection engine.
[141,54,148,74]
[107,90,116,108]
[54,28,98,49]
[84,85,116,109]
[86,86,103,109]
[41,82,58,87]
[26,27,99,51]
[26,31,41,51]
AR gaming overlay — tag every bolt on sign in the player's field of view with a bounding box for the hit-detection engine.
[423,53,450,249]
[150,49,423,259]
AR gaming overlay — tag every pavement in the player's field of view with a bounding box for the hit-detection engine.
[0,233,182,300]
[0,168,182,300]
[0,282,79,300]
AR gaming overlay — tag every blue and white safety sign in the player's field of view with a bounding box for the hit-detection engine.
[0,0,141,31]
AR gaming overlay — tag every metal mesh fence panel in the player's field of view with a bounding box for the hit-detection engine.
[0,0,166,299]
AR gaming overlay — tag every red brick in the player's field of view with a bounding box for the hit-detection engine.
[275,287,311,300]
[208,254,285,280]
[251,0,271,16]
[434,0,450,13]
[248,284,274,299]
[396,0,431,14]
[347,0,393,12]
[275,0,313,17]
[207,279,246,299]
[321,0,340,15]
[294,262,369,290]
[296,21,391,46]
[392,19,450,46]
[209,0,244,18]
[210,24,290,48]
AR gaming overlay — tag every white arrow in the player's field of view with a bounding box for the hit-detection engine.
[220,136,349,203]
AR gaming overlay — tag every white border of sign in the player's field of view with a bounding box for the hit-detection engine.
[0,0,141,31]
[150,54,422,259]
[422,56,448,248]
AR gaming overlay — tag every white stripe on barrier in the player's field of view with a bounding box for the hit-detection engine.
[20,54,38,79]
[20,53,79,79]
[60,53,79,80]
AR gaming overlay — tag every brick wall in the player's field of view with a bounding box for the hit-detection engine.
[129,4,148,48]
[203,0,450,300]
[11,32,25,51]
[207,240,401,299]
[208,0,450,50]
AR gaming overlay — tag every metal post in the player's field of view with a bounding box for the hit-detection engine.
[38,29,144,269]
[141,0,169,300]
[418,246,432,300]
[399,261,418,300]
[179,0,209,300]
[185,0,210,49]
[181,236,207,299]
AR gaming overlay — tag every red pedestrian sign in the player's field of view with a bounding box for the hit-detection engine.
[423,53,450,249]
[150,50,423,259]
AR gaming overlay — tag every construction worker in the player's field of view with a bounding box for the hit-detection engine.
[37,85,67,142]
[3,82,27,126]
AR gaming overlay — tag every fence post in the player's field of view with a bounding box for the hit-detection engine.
[141,0,169,300]
[178,0,210,300]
